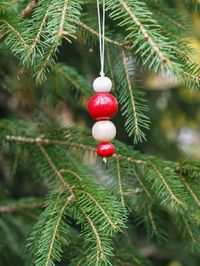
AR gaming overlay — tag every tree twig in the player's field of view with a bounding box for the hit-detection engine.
[21,0,38,18]
[0,201,44,214]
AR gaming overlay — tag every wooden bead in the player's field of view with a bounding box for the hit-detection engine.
[88,93,118,120]
[97,142,115,157]
[93,76,112,92]
[92,121,116,142]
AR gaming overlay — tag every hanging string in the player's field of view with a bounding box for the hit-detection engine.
[97,0,105,77]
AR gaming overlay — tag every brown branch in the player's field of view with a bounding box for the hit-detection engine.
[5,135,145,165]
[0,201,43,214]
[21,0,38,18]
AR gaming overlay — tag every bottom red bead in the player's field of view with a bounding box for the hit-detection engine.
[97,142,115,157]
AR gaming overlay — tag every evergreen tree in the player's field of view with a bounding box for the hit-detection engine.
[0,0,200,265]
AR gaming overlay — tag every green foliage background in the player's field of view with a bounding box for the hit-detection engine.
[0,0,200,265]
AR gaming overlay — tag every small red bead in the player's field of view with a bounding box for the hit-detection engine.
[88,93,118,120]
[97,142,115,157]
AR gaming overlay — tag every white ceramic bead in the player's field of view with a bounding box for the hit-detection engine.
[93,76,112,92]
[92,120,116,142]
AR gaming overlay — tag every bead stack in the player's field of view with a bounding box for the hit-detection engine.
[88,76,118,159]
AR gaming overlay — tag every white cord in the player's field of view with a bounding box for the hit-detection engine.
[97,0,105,77]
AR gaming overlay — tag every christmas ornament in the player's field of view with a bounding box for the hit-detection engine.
[97,142,115,157]
[88,0,118,160]
[93,76,112,92]
[92,121,116,142]
[88,92,118,120]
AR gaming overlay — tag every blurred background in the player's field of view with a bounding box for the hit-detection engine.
[0,1,200,266]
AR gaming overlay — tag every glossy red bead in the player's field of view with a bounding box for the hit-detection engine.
[88,93,118,120]
[97,142,115,157]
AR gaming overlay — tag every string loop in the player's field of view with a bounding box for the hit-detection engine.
[97,0,105,77]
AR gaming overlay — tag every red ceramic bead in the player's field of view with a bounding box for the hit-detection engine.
[97,142,115,157]
[88,93,118,120]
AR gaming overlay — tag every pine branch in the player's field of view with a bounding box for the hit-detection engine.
[26,2,51,64]
[130,165,167,242]
[76,19,122,47]
[1,0,83,82]
[145,1,191,35]
[105,44,117,92]
[25,139,127,265]
[34,0,83,81]
[106,0,200,89]
[0,199,44,214]
[52,63,91,101]
[1,124,188,210]
[146,160,184,207]
[28,191,73,266]
[4,135,146,165]
[176,160,200,179]
[132,168,153,200]
[21,0,38,17]
[116,156,125,207]
[106,0,170,69]
[118,48,150,143]
[184,0,200,9]
[0,13,27,57]
[37,143,73,192]
[174,213,200,251]
[2,120,200,258]
[113,232,151,265]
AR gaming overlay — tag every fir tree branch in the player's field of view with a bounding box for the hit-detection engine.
[114,253,143,265]
[77,20,122,47]
[59,169,82,181]
[119,48,150,143]
[0,218,19,253]
[37,143,72,192]
[181,217,198,245]
[52,63,91,98]
[5,135,146,164]
[29,191,73,266]
[57,0,69,38]
[0,17,27,49]
[117,0,168,64]
[27,4,50,61]
[176,160,200,179]
[0,201,43,213]
[60,169,119,230]
[152,9,186,31]
[132,169,152,200]
[178,173,200,208]
[86,191,118,230]
[148,161,183,206]
[44,196,73,266]
[21,0,38,17]
[106,44,116,92]
[4,133,187,210]
[78,207,104,263]
[116,156,125,207]
[35,42,58,81]
[184,0,200,9]
[121,48,139,139]
[54,65,83,94]
[59,169,117,230]
[147,204,159,237]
